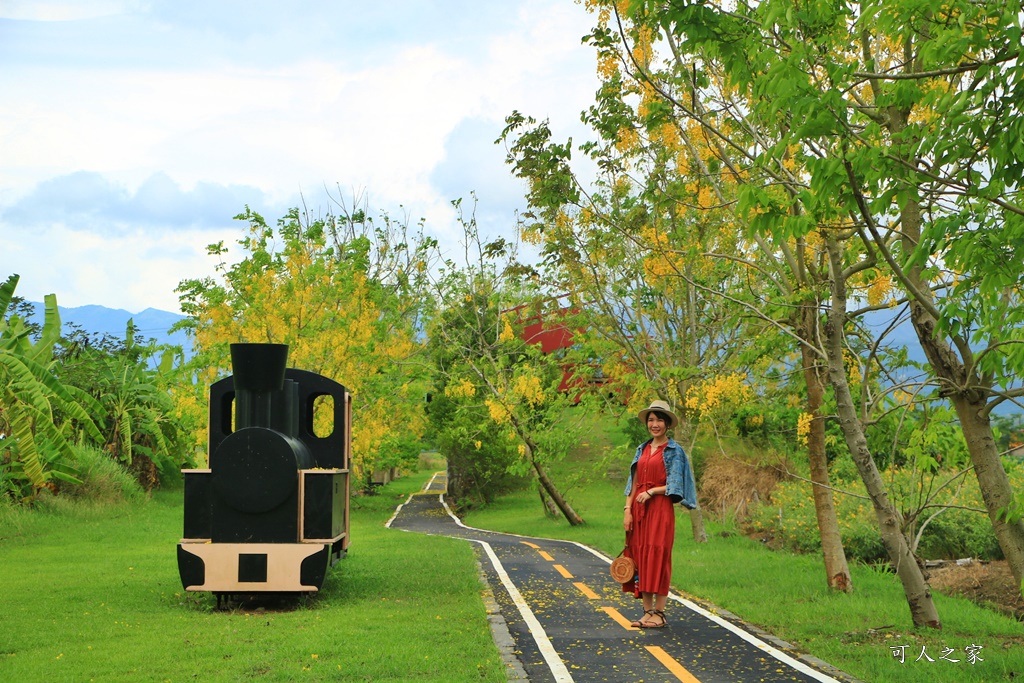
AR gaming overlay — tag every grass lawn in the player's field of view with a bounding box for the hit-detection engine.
[0,471,506,683]
[3,455,1022,683]
[462,473,1024,683]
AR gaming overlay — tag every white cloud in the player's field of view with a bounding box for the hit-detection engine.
[3,221,238,312]
[0,1,140,21]
[0,0,602,314]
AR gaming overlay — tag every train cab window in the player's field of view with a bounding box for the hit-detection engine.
[312,394,334,438]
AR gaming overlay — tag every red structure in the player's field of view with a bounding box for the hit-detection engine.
[507,300,603,397]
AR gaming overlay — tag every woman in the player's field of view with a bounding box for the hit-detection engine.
[623,399,697,628]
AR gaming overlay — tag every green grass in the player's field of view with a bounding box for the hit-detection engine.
[462,474,1024,683]
[0,471,506,683]
[4,450,1022,683]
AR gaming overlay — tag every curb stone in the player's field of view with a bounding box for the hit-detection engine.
[478,559,530,681]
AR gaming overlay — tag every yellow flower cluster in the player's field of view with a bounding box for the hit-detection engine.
[651,120,679,150]
[796,412,812,447]
[499,317,517,344]
[520,221,546,246]
[637,80,658,119]
[615,126,640,154]
[597,53,618,80]
[512,373,545,407]
[684,373,752,418]
[892,388,914,406]
[867,272,893,306]
[697,186,713,210]
[445,378,477,399]
[676,146,691,176]
[631,25,655,69]
[842,350,864,387]
[486,398,510,424]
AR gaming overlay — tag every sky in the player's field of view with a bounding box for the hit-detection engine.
[0,0,601,314]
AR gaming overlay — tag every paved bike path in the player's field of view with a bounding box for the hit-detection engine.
[387,472,860,683]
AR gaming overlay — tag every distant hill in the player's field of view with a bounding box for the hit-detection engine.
[24,301,191,354]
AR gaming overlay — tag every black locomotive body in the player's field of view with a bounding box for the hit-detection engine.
[177,343,351,595]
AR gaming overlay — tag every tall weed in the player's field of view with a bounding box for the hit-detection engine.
[745,457,1023,562]
[60,444,145,503]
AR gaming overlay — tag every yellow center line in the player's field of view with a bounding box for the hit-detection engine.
[573,582,600,599]
[538,551,554,561]
[553,564,574,579]
[520,541,540,549]
[600,606,639,630]
[645,646,702,683]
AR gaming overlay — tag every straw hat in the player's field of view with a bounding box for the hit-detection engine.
[637,399,678,430]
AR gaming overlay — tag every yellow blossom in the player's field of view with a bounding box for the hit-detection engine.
[797,412,812,446]
[445,378,477,399]
[485,398,510,424]
[499,318,517,344]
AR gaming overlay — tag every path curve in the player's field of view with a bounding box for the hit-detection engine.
[388,472,862,683]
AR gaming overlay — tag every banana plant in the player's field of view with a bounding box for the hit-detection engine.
[82,319,185,485]
[1,274,102,499]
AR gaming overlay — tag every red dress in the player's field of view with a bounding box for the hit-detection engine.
[624,442,675,597]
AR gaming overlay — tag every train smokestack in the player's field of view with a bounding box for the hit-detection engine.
[231,343,288,429]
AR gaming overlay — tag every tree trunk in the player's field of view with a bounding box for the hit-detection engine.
[683,446,707,543]
[825,235,940,628]
[538,480,560,517]
[799,305,853,592]
[689,506,707,543]
[907,302,1024,591]
[951,393,1024,588]
[683,263,707,544]
[532,459,585,526]
[879,106,1024,595]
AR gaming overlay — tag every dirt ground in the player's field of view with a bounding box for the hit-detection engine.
[927,559,1024,621]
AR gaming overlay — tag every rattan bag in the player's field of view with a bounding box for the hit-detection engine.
[610,536,636,584]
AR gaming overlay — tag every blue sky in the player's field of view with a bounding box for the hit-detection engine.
[0,1,600,313]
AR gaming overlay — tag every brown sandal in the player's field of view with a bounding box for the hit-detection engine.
[631,609,656,628]
[639,610,667,628]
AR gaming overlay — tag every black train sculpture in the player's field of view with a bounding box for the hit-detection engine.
[177,343,351,599]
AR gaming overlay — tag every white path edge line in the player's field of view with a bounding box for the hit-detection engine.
[386,473,444,528]
[434,497,573,683]
[474,539,575,683]
[438,496,841,683]
[437,495,573,682]
[667,594,840,683]
[385,489,572,681]
[383,493,413,528]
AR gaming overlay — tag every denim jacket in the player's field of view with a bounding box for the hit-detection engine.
[623,438,697,509]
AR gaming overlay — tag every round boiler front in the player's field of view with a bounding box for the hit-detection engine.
[211,427,309,514]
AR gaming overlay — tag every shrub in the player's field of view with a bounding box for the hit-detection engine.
[59,445,145,504]
[745,459,1022,563]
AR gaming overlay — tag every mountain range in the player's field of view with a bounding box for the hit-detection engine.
[14,300,1017,415]
[26,301,190,353]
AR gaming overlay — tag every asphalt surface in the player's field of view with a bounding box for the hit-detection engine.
[387,472,861,683]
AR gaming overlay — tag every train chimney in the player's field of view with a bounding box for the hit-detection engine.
[230,343,288,429]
